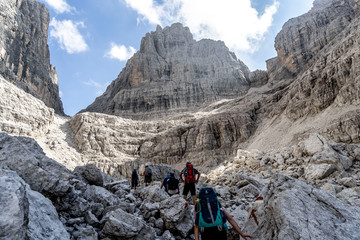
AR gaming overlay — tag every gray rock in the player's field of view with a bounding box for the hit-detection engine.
[84,23,250,119]
[0,76,54,137]
[338,188,360,207]
[0,133,73,195]
[305,163,337,180]
[159,195,193,237]
[72,226,98,240]
[73,164,104,187]
[84,185,122,207]
[100,208,156,239]
[161,230,176,240]
[0,0,63,113]
[138,183,170,203]
[242,175,360,240]
[0,169,69,240]
[274,0,359,75]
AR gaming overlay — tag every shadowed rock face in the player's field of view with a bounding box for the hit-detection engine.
[84,23,251,119]
[0,0,63,114]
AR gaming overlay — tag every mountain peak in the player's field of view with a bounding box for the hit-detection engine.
[84,23,251,119]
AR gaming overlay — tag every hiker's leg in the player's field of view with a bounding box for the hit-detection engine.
[183,183,190,207]
[191,195,197,206]
[190,183,197,205]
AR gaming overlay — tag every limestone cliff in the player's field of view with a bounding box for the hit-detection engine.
[0,0,63,114]
[84,23,251,119]
[273,0,360,76]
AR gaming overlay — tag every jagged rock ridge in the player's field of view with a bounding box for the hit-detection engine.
[0,0,63,114]
[84,23,254,119]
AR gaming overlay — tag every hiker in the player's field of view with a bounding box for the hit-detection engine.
[165,172,180,196]
[180,162,200,207]
[160,173,171,192]
[194,187,253,240]
[131,169,139,190]
[143,165,152,186]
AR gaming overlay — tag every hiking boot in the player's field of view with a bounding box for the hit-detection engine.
[184,202,188,208]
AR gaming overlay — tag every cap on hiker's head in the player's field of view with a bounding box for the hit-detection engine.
[170,172,175,177]
[186,162,191,165]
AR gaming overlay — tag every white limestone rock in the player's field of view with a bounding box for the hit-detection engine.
[0,76,54,137]
[0,169,69,240]
[242,175,360,240]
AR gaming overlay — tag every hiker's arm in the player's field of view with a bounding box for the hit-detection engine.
[223,210,253,240]
[160,182,164,189]
[179,171,184,182]
[196,172,201,183]
[194,224,199,240]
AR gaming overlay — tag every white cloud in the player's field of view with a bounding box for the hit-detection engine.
[49,18,88,54]
[124,0,279,53]
[83,80,109,96]
[105,43,136,61]
[41,0,75,14]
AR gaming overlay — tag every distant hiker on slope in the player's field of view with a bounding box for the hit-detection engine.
[131,169,139,190]
[143,165,152,186]
[194,187,253,240]
[180,162,200,208]
[161,172,180,196]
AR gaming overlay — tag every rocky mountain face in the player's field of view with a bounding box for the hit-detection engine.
[0,0,63,114]
[84,23,253,119]
[0,0,360,239]
[274,0,360,75]
[70,0,360,170]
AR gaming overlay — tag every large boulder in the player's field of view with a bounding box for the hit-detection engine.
[159,195,193,237]
[242,175,360,240]
[73,164,104,186]
[0,169,69,240]
[100,208,156,240]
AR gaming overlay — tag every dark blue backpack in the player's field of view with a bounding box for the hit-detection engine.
[167,175,179,190]
[197,188,228,230]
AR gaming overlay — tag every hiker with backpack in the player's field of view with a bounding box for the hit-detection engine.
[161,172,180,196]
[161,173,171,192]
[143,165,152,186]
[194,187,253,240]
[180,162,200,208]
[131,169,139,190]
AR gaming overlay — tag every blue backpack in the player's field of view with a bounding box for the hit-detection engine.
[197,187,228,231]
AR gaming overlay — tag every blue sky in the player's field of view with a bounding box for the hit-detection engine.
[41,0,314,116]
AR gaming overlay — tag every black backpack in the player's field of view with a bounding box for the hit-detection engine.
[167,176,178,190]
[132,170,138,180]
[145,167,152,177]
